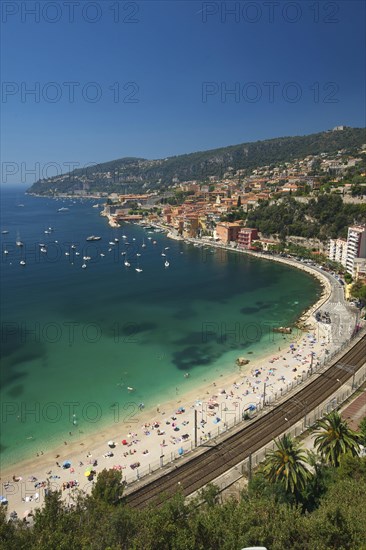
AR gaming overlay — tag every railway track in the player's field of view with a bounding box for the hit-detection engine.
[125,334,366,509]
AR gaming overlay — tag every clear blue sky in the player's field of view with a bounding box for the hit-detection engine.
[1,0,365,184]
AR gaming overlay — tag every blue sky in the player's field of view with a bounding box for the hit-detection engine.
[1,0,365,184]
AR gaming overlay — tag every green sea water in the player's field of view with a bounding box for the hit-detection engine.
[0,187,321,467]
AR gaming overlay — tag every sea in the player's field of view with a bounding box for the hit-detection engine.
[0,186,321,467]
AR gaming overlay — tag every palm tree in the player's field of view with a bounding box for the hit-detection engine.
[312,411,361,467]
[262,434,312,495]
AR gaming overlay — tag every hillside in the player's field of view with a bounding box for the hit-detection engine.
[28,127,366,195]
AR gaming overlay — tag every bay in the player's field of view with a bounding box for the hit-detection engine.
[0,186,321,466]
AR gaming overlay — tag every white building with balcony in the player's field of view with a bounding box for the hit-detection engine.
[345,225,366,275]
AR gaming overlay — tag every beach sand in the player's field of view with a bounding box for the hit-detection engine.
[1,319,332,517]
[0,249,338,517]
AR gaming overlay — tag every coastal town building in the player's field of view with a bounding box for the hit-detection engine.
[237,228,259,249]
[215,222,242,244]
[345,225,366,275]
[328,237,348,267]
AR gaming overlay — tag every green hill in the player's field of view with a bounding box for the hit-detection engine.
[28,127,366,195]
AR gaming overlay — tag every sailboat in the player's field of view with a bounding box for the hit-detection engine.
[16,235,23,247]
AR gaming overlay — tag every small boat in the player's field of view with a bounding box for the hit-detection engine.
[132,238,136,241]
[122,235,127,239]
[20,260,26,266]
[16,240,23,247]
[1,230,9,234]
[39,243,46,247]
[75,252,80,256]
[100,253,105,257]
[65,252,70,256]
[165,247,170,250]
[71,244,76,249]
[161,253,166,257]
[164,260,170,267]
[121,252,126,256]
[57,207,69,212]
[135,268,143,273]
[18,204,24,207]
[44,230,50,234]
[114,238,119,242]
[81,263,87,269]
[83,256,91,261]
[141,239,146,248]
[136,253,141,257]
[147,237,152,240]
[3,249,9,254]
[108,248,112,252]
[40,247,47,253]
[127,387,134,392]
[92,204,99,208]
[124,261,131,267]
[108,241,116,245]
[152,240,157,245]
[86,236,101,241]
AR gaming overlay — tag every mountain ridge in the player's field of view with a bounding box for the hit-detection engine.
[28,127,366,195]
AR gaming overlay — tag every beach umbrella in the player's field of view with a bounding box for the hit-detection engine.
[108,441,115,448]
[213,417,221,424]
[178,406,185,412]
[84,470,91,477]
[62,460,71,469]
[121,439,127,445]
[0,496,8,505]
[178,447,184,456]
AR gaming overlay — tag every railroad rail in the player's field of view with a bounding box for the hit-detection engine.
[125,334,366,509]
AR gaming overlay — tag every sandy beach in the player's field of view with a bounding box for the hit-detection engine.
[1,325,333,517]
[1,245,346,518]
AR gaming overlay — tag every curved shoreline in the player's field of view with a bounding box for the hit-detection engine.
[1,240,331,474]
[2,226,355,518]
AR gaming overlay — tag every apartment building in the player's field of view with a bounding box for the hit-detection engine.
[237,228,259,249]
[346,225,366,275]
[328,237,348,267]
[215,222,242,244]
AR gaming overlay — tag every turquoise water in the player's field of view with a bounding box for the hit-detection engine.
[0,187,321,466]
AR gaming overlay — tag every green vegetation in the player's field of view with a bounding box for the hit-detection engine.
[245,195,366,240]
[2,414,366,549]
[350,280,366,305]
[28,127,366,195]
[159,190,195,205]
[312,411,361,467]
[261,434,312,498]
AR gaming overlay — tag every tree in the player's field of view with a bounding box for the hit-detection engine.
[261,434,312,497]
[312,411,361,467]
[359,416,366,446]
[91,468,124,504]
